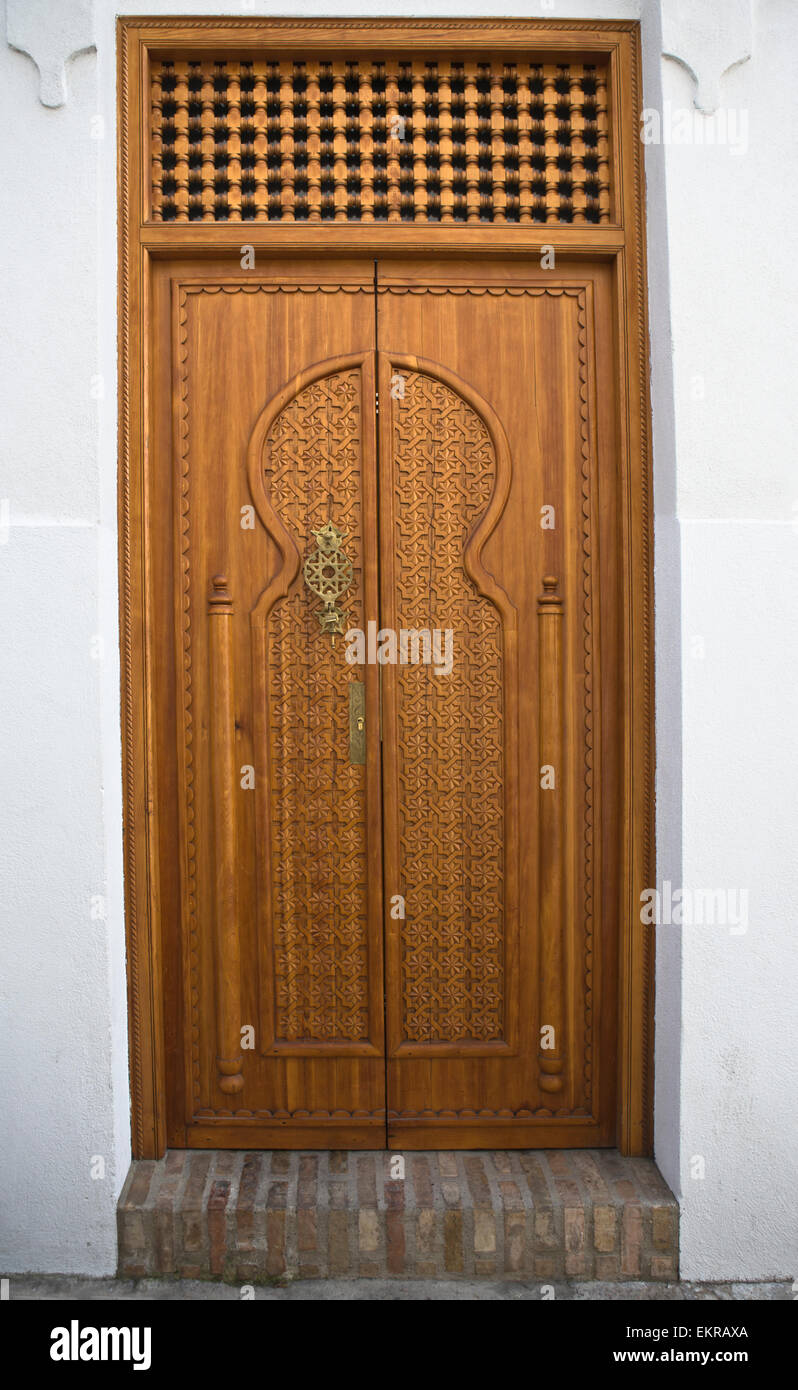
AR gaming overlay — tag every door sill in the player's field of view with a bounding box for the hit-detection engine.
[117,1148,677,1281]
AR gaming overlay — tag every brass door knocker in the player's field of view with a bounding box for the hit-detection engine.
[302,520,353,641]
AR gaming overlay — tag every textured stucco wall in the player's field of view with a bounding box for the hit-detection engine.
[660,0,798,1278]
[0,0,795,1281]
[0,8,128,1273]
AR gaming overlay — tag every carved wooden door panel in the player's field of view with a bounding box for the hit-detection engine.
[377,259,620,1148]
[155,256,620,1149]
[157,262,385,1149]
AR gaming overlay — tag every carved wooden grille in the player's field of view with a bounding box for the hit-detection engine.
[264,370,371,1043]
[151,57,611,223]
[392,372,505,1042]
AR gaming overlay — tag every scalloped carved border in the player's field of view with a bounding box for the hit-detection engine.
[195,1108,387,1121]
[575,287,596,1115]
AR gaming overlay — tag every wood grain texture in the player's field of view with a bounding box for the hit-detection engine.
[173,281,384,1141]
[207,575,244,1095]
[118,18,167,1158]
[537,576,566,1095]
[118,18,654,1157]
[378,270,608,1144]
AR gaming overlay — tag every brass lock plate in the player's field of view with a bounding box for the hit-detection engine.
[349,680,366,765]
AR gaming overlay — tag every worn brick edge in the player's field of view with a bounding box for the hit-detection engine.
[117,1150,678,1282]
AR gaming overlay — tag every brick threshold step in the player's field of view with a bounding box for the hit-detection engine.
[117,1149,678,1282]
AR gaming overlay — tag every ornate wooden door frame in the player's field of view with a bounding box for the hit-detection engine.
[118,17,654,1158]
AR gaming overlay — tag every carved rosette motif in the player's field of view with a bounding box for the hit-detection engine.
[392,372,504,1042]
[263,371,371,1042]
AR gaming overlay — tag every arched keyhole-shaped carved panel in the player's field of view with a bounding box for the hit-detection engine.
[248,360,378,1046]
[379,362,519,1050]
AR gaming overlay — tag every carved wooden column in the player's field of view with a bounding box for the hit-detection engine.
[208,575,244,1095]
[537,575,566,1094]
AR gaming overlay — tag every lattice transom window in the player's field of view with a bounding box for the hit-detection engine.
[150,57,611,224]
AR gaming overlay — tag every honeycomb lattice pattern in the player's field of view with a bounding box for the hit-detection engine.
[151,57,611,224]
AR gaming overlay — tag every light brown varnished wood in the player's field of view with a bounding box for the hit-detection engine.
[537,576,566,1096]
[148,55,611,225]
[169,275,384,1145]
[119,17,655,1157]
[377,348,520,1065]
[377,264,615,1146]
[207,576,244,1096]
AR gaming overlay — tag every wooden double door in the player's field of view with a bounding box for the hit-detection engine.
[152,255,622,1149]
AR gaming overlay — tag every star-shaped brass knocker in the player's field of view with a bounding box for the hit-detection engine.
[302,520,354,641]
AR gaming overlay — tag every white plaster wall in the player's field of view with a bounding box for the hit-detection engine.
[640,0,683,1227]
[0,0,795,1282]
[0,13,129,1273]
[661,0,798,1278]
